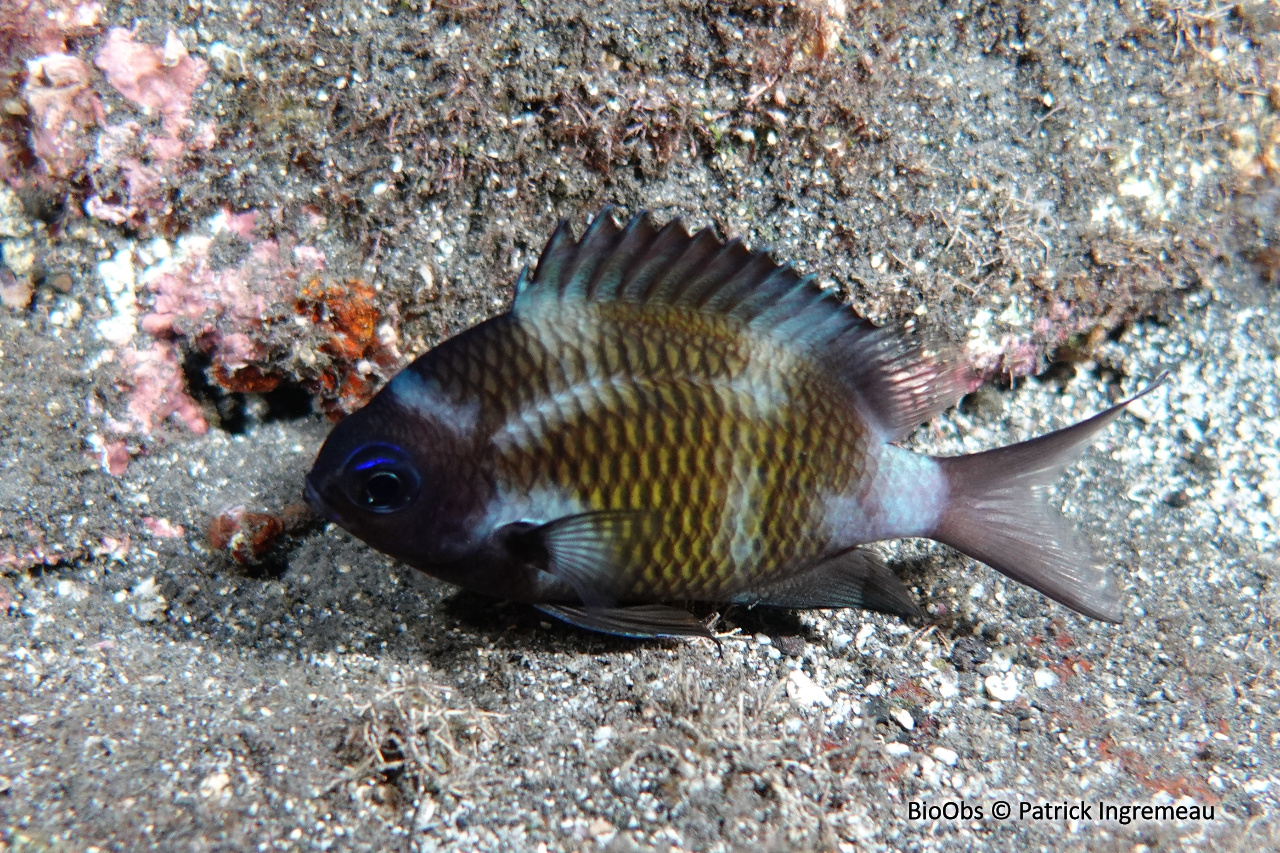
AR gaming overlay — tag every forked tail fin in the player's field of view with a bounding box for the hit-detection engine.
[930,375,1166,623]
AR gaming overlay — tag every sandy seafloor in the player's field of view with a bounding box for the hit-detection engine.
[1,0,1279,851]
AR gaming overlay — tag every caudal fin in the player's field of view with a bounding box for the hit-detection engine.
[931,376,1166,623]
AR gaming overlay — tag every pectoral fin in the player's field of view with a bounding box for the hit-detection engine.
[535,604,713,639]
[523,510,648,608]
[730,548,921,618]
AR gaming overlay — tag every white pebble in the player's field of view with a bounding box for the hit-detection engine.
[199,771,232,800]
[56,580,86,600]
[1033,668,1060,689]
[786,670,832,708]
[890,708,914,731]
[931,746,959,766]
[984,673,1019,702]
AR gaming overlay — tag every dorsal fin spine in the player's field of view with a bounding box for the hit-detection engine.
[518,221,575,311]
[731,263,804,321]
[751,275,822,331]
[619,219,692,302]
[561,209,621,301]
[647,227,723,304]
[590,213,656,302]
[680,239,752,308]
[702,252,779,315]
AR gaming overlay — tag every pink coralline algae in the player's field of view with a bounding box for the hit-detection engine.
[85,29,214,228]
[119,342,208,435]
[93,28,207,137]
[142,516,185,539]
[93,534,130,562]
[0,0,103,56]
[127,206,403,422]
[84,118,217,228]
[101,210,340,450]
[997,339,1040,379]
[4,24,215,216]
[98,437,131,476]
[140,209,326,381]
[83,122,168,225]
[1,1,103,181]
[22,53,104,178]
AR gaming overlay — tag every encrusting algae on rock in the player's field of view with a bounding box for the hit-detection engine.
[305,209,1165,638]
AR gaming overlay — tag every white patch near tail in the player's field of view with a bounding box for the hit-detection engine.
[823,445,948,547]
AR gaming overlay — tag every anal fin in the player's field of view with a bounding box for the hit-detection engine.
[729,548,921,619]
[535,604,713,639]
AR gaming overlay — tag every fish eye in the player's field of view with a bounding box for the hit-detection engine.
[342,444,420,513]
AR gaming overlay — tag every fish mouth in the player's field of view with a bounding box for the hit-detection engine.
[303,476,345,526]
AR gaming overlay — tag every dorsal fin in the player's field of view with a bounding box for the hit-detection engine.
[513,208,970,441]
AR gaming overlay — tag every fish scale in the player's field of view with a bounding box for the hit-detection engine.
[465,302,869,600]
[416,305,872,601]
[306,208,1161,638]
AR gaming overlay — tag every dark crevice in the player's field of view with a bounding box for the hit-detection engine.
[181,349,315,435]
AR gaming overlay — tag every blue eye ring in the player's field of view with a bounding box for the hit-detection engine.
[342,444,421,514]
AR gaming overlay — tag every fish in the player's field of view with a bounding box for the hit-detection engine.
[304,208,1164,639]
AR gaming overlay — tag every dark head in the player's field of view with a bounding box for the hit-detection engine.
[304,366,489,566]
